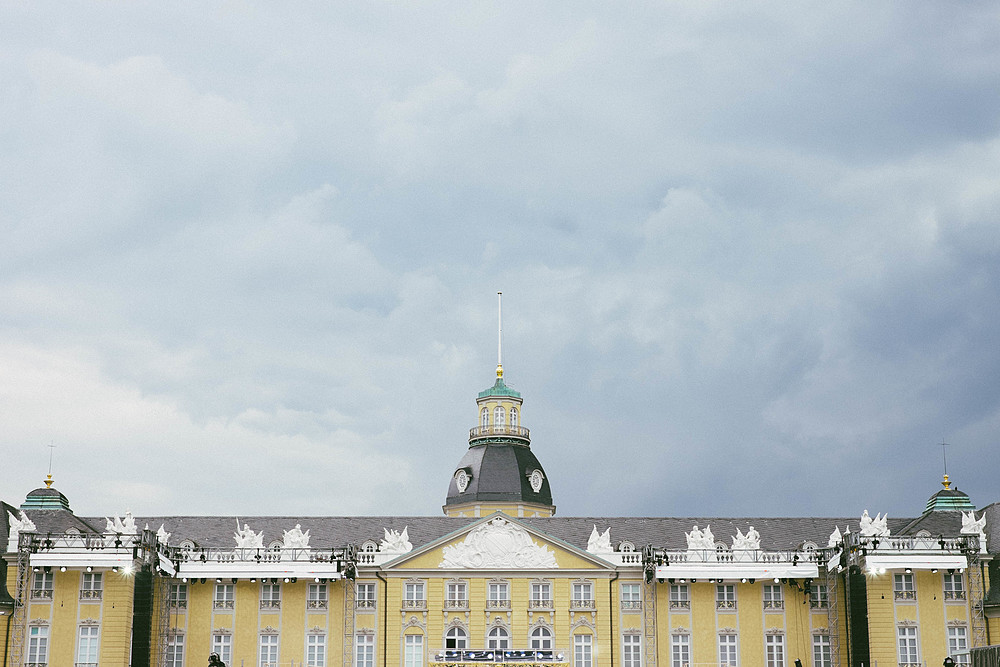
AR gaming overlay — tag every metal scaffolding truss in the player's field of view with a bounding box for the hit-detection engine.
[8,533,32,667]
[824,565,841,667]
[966,543,987,648]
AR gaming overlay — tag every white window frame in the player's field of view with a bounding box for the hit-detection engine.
[893,573,916,601]
[810,583,829,609]
[669,584,690,609]
[813,634,831,667]
[716,584,736,609]
[574,635,593,667]
[260,634,280,667]
[763,584,783,609]
[944,572,966,601]
[510,408,518,427]
[166,634,185,667]
[531,627,553,650]
[897,626,919,665]
[213,634,233,667]
[404,581,425,603]
[404,635,424,667]
[481,408,489,427]
[169,583,188,608]
[81,572,103,600]
[215,582,235,609]
[261,582,281,609]
[670,634,690,667]
[719,634,738,667]
[308,582,328,609]
[494,406,506,428]
[27,626,49,665]
[623,634,641,667]
[77,625,100,666]
[307,633,327,667]
[621,583,641,610]
[356,634,375,667]
[948,626,969,665]
[765,634,785,667]
[488,627,510,649]
[357,582,376,609]
[32,571,54,599]
[445,626,468,649]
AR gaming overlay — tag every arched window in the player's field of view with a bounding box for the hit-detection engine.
[446,627,467,649]
[488,627,509,649]
[494,407,505,429]
[510,408,518,428]
[530,627,552,650]
[481,408,489,427]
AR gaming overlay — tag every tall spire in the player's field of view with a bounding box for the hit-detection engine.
[940,441,951,489]
[496,291,503,379]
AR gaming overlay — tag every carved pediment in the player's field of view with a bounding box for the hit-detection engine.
[439,517,557,569]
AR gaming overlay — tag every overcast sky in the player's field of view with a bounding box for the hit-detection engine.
[2,2,999,522]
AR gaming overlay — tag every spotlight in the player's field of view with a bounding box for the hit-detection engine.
[315,577,321,583]
[904,568,912,574]
[291,577,297,583]
[774,578,780,583]
[231,578,237,584]
[32,567,39,573]
[216,578,223,583]
[182,578,188,583]
[679,579,686,584]
[741,578,748,584]
[668,578,675,584]
[86,566,93,573]
[43,566,51,573]
[250,578,257,583]
[749,579,755,584]
[931,568,938,574]
[112,567,119,573]
[657,578,664,584]
[690,579,697,583]
[271,578,278,584]
[60,567,66,573]
[283,577,290,583]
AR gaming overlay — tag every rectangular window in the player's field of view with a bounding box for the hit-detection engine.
[488,581,510,607]
[260,634,280,667]
[215,583,235,610]
[716,584,736,610]
[719,634,738,667]
[763,584,784,609]
[670,634,690,667]
[357,582,376,609]
[261,583,281,610]
[308,583,328,609]
[404,582,425,608]
[307,634,327,667]
[948,626,969,665]
[621,583,642,610]
[404,635,424,667]
[623,634,641,667]
[81,572,103,600]
[669,584,690,610]
[447,581,468,608]
[765,635,785,667]
[356,634,375,667]
[812,635,831,667]
[531,582,552,609]
[574,635,593,667]
[810,584,829,609]
[897,626,919,665]
[31,571,54,600]
[894,573,916,601]
[78,626,100,666]
[28,626,49,665]
[169,583,188,608]
[166,634,184,667]
[572,581,595,609]
[944,573,966,601]
[213,634,233,667]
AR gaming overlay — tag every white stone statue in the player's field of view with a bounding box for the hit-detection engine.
[282,524,311,549]
[859,510,890,537]
[234,523,264,549]
[685,525,704,549]
[6,510,36,551]
[732,526,761,551]
[156,524,171,544]
[961,510,987,553]
[828,525,842,547]
[380,527,413,554]
[587,525,613,554]
[105,511,138,535]
[439,516,557,569]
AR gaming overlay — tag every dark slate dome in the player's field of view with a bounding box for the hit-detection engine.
[445,442,553,509]
[21,476,72,512]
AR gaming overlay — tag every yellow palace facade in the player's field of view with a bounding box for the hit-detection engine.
[3,363,999,667]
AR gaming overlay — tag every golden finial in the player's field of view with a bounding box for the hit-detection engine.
[942,474,951,490]
[939,442,951,489]
[45,443,56,488]
[44,473,54,489]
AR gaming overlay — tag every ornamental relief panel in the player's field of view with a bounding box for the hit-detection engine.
[439,517,558,569]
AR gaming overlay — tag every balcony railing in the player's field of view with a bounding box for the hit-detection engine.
[809,599,828,609]
[894,590,916,601]
[487,599,512,610]
[79,589,102,600]
[469,425,531,441]
[569,599,595,610]
[307,599,328,609]
[763,600,784,610]
[620,600,642,611]
[214,599,235,610]
[944,590,966,601]
[669,600,690,610]
[402,599,427,610]
[357,599,377,610]
[445,599,469,610]
[260,600,281,610]
[169,599,188,609]
[30,589,53,600]
[716,600,737,610]
[529,599,554,610]
[432,649,567,664]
